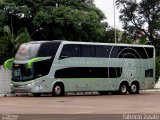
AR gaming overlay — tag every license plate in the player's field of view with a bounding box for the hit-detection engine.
[15,89,24,93]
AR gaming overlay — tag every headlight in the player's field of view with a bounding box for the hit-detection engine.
[26,83,34,87]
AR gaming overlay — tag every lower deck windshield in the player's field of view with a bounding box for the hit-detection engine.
[12,59,53,82]
[12,64,34,82]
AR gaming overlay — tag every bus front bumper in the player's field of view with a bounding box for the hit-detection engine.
[11,82,43,94]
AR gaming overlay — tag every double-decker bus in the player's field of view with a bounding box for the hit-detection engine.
[4,40,155,96]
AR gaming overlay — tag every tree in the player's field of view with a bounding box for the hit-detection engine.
[116,0,160,45]
[0,25,30,64]
[0,0,107,42]
[103,27,122,43]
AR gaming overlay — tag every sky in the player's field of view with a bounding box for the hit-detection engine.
[94,0,122,29]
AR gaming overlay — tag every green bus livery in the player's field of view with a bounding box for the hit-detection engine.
[4,40,155,96]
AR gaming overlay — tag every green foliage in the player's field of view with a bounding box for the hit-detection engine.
[0,25,30,64]
[156,56,160,81]
[0,0,108,64]
[103,28,122,43]
[120,32,133,44]
[138,36,147,45]
[155,48,160,81]
[0,0,107,42]
[116,0,160,45]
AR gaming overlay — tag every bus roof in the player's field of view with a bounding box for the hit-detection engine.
[26,40,154,48]
[61,40,154,48]
[28,40,63,44]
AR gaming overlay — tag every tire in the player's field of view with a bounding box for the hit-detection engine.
[129,83,139,94]
[33,93,42,97]
[119,83,128,95]
[52,84,64,96]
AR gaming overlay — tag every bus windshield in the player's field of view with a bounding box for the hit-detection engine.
[12,64,34,81]
[12,41,61,82]
[15,43,40,61]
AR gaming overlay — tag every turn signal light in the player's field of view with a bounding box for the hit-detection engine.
[14,64,20,67]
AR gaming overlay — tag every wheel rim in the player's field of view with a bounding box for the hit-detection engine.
[131,84,137,93]
[121,84,127,93]
[54,86,61,95]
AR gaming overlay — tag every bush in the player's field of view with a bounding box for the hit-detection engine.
[156,56,160,81]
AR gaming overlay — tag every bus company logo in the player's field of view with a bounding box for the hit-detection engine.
[124,59,136,79]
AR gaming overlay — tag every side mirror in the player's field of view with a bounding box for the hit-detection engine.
[3,58,14,70]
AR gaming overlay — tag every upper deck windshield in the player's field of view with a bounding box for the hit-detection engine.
[15,43,40,61]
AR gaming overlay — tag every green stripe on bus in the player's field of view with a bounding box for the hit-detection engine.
[27,57,51,68]
[58,78,104,80]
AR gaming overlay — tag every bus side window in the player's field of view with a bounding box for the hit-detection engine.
[145,47,153,58]
[37,42,60,58]
[110,46,120,58]
[81,45,96,57]
[95,45,111,58]
[59,44,82,59]
[117,47,139,58]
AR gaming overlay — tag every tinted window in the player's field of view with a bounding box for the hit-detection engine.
[145,69,153,77]
[110,46,120,58]
[37,42,61,58]
[110,46,154,59]
[33,60,51,77]
[60,44,112,58]
[60,44,153,59]
[29,44,41,58]
[60,44,82,59]
[131,47,148,59]
[118,47,140,58]
[144,47,154,58]
[95,45,111,58]
[81,45,96,57]
[12,64,34,82]
[55,67,122,78]
[36,41,61,76]
[131,47,153,59]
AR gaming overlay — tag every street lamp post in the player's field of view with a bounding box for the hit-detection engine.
[113,0,117,43]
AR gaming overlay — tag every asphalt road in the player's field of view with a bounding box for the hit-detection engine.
[0,91,160,120]
[0,91,160,114]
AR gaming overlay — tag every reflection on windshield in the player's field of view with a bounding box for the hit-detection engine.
[13,41,61,81]
[15,43,40,61]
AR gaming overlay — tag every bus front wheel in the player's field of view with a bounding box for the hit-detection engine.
[52,83,64,96]
[129,83,139,94]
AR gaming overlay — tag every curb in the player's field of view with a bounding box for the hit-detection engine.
[142,88,160,92]
[0,89,160,97]
[0,94,13,97]
[0,93,30,97]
